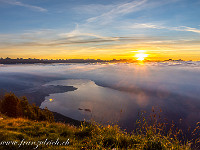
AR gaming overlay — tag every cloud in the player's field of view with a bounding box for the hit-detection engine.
[175,26,200,34]
[1,25,200,50]
[1,29,200,49]
[131,23,165,29]
[0,0,47,12]
[86,0,147,25]
[59,25,119,41]
[130,23,200,34]
[0,29,158,47]
[79,0,180,27]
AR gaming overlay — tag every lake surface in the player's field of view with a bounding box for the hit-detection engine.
[1,62,200,131]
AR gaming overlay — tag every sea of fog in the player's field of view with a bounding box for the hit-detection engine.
[0,61,200,131]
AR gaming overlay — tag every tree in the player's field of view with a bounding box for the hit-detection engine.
[0,93,54,122]
[0,93,21,117]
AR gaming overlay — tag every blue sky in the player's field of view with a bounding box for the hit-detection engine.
[0,0,200,60]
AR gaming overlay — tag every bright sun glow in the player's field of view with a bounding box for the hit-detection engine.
[135,51,148,61]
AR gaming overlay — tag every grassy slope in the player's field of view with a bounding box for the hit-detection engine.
[0,115,191,150]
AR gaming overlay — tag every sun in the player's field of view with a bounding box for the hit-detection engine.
[134,50,148,61]
[135,53,148,61]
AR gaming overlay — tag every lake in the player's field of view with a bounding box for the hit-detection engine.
[1,62,200,131]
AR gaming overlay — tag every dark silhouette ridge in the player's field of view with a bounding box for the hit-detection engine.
[0,57,184,64]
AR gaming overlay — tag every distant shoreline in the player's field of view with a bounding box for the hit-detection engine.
[16,85,77,106]
[0,72,78,106]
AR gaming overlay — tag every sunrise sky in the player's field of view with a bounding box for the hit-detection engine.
[0,0,200,60]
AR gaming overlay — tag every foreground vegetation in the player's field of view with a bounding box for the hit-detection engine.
[0,93,199,149]
[0,93,54,122]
